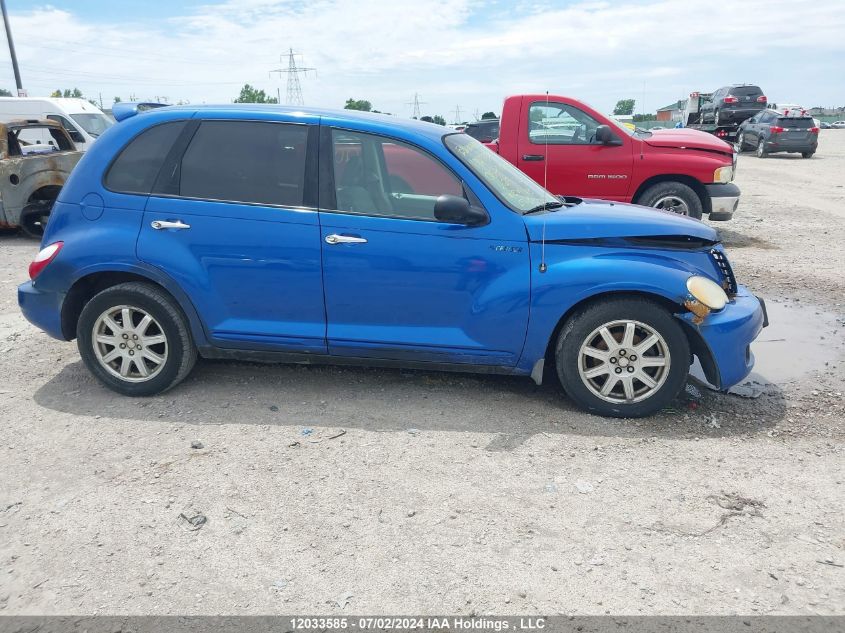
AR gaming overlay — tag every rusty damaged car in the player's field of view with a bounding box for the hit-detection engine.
[0,119,82,237]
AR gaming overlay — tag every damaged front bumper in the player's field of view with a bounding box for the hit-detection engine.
[679,284,767,390]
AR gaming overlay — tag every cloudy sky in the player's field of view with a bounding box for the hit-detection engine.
[3,0,844,120]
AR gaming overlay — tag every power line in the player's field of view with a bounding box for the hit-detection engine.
[452,104,462,124]
[407,93,426,119]
[270,48,315,106]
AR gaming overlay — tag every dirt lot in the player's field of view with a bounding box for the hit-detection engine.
[1,132,844,616]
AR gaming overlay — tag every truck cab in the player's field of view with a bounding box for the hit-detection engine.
[489,94,740,221]
[0,97,114,152]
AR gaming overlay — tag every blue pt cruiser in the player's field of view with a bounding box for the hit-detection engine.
[18,104,767,418]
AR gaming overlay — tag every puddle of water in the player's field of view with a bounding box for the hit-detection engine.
[691,300,843,389]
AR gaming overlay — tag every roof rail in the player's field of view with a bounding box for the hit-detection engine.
[112,101,169,122]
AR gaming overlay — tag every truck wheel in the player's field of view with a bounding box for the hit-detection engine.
[555,297,690,418]
[637,182,703,220]
[77,282,197,397]
[20,201,53,239]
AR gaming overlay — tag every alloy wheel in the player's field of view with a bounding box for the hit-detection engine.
[92,305,168,382]
[577,319,671,404]
[652,195,690,216]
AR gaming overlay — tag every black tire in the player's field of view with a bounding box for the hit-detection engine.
[713,109,720,126]
[76,282,196,396]
[20,201,53,239]
[636,181,703,220]
[555,297,691,418]
[736,131,748,152]
[801,152,814,159]
[756,141,767,158]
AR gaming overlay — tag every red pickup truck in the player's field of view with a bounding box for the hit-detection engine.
[486,94,740,221]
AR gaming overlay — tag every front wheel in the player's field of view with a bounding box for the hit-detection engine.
[555,298,691,418]
[637,181,703,220]
[77,282,197,396]
[756,141,767,158]
[736,132,748,152]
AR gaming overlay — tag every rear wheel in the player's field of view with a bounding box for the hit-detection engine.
[555,298,690,418]
[714,109,721,125]
[637,181,703,220]
[801,151,814,159]
[20,201,53,239]
[77,282,197,396]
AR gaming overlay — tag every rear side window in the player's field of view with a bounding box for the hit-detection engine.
[776,117,813,128]
[105,121,187,194]
[179,121,309,207]
[730,86,762,97]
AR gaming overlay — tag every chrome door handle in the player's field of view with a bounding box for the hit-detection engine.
[325,234,367,245]
[151,220,190,230]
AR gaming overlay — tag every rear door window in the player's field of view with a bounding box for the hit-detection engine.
[179,121,309,207]
[105,121,187,194]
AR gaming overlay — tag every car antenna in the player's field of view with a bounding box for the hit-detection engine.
[539,90,550,273]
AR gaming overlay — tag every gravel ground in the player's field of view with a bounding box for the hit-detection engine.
[1,132,844,616]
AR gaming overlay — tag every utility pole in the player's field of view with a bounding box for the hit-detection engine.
[1,0,23,95]
[270,48,315,106]
[406,93,427,119]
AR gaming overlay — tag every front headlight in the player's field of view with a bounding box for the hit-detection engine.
[687,275,728,310]
[713,165,733,183]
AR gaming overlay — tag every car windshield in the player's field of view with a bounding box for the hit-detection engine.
[70,113,114,138]
[444,133,559,214]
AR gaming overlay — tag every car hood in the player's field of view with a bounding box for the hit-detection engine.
[644,128,734,154]
[523,199,719,244]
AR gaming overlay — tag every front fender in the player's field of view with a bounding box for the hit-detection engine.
[517,244,704,373]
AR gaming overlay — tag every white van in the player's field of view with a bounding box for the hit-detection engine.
[0,97,114,152]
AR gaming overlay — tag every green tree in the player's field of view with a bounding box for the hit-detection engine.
[0,88,13,97]
[613,99,635,115]
[432,115,447,126]
[481,111,497,119]
[233,84,278,104]
[344,98,372,111]
[113,96,122,103]
[51,88,84,98]
[632,113,656,122]
[420,115,434,123]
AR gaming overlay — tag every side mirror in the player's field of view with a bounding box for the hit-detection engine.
[434,195,486,225]
[596,125,622,146]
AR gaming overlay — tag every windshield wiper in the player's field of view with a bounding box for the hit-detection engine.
[523,201,564,215]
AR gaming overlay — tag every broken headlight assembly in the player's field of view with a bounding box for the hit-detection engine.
[685,275,729,323]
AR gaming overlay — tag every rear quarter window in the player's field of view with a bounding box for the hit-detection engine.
[104,121,187,194]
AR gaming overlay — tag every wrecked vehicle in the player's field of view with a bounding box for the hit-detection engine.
[19,104,766,417]
[0,119,82,237]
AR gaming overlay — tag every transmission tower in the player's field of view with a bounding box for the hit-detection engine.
[407,93,427,119]
[452,105,463,124]
[270,48,315,106]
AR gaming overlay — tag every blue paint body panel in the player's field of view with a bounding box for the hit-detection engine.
[18,103,765,395]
